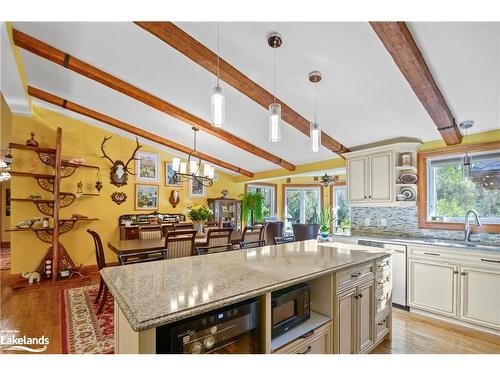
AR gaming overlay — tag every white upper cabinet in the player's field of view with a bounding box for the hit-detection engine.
[345,142,421,206]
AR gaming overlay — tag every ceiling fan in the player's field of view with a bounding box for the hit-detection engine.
[319,173,344,187]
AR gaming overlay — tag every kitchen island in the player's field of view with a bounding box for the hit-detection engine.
[101,240,393,354]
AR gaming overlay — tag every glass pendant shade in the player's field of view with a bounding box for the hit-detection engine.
[211,85,225,128]
[172,157,181,172]
[189,160,199,174]
[462,154,471,180]
[179,162,187,174]
[208,166,215,179]
[203,164,211,177]
[310,122,321,152]
[269,102,282,143]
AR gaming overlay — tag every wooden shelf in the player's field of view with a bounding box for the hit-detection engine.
[395,165,417,170]
[61,160,100,169]
[10,171,55,179]
[60,218,99,222]
[271,311,331,352]
[9,143,56,154]
[82,193,100,196]
[6,227,52,232]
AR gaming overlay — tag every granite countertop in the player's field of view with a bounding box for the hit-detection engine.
[101,240,390,331]
[331,233,500,254]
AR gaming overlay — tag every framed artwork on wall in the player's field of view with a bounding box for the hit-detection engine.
[135,184,159,210]
[189,178,206,198]
[135,151,159,182]
[165,162,182,186]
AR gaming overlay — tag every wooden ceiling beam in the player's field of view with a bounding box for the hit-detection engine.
[13,29,295,171]
[28,86,254,177]
[370,22,462,145]
[134,22,350,155]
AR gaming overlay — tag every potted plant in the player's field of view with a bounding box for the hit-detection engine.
[319,208,335,239]
[241,191,265,226]
[186,205,213,234]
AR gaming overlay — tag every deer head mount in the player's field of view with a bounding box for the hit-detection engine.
[100,136,142,187]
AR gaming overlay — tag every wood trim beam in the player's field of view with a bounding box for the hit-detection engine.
[134,22,350,156]
[13,29,294,171]
[28,86,254,177]
[370,22,462,146]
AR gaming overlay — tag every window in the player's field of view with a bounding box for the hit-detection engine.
[423,149,500,226]
[284,185,322,229]
[246,184,276,220]
[332,186,351,233]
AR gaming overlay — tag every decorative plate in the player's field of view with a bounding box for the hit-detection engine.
[399,173,418,184]
[111,191,127,205]
[400,187,416,201]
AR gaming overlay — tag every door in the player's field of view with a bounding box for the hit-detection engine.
[347,157,368,203]
[336,287,357,354]
[369,151,393,203]
[408,259,458,317]
[459,266,500,330]
[357,281,375,353]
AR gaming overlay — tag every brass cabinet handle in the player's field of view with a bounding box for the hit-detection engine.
[377,319,386,326]
[378,296,387,302]
[424,252,440,256]
[351,272,362,278]
[358,293,363,298]
[298,345,312,354]
[453,270,459,275]
[460,272,466,276]
[481,258,500,264]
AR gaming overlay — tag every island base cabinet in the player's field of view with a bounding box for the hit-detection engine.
[459,266,500,330]
[408,259,458,317]
[334,281,377,354]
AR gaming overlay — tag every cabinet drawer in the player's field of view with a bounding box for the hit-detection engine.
[274,322,331,354]
[376,291,391,317]
[375,257,391,276]
[375,314,390,342]
[336,262,374,292]
[375,278,392,296]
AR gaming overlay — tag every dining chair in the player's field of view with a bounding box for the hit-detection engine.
[274,235,296,245]
[87,229,109,314]
[239,240,266,249]
[239,224,267,249]
[292,223,320,241]
[196,228,232,255]
[174,222,194,230]
[264,221,284,245]
[164,230,197,259]
[138,225,163,239]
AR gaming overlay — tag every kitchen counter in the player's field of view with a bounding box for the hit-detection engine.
[331,233,500,254]
[101,240,390,332]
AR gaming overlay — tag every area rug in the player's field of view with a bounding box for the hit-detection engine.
[0,248,10,270]
[61,285,114,354]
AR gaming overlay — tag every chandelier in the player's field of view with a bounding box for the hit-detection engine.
[172,127,215,187]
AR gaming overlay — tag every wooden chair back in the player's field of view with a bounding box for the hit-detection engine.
[242,224,267,243]
[164,230,197,259]
[206,228,232,247]
[138,225,163,239]
[239,240,266,249]
[87,229,106,270]
[196,243,233,255]
[174,222,194,230]
[292,223,320,241]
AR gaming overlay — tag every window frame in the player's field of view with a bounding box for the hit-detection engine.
[417,140,500,232]
[282,184,324,225]
[330,183,350,232]
[245,183,278,219]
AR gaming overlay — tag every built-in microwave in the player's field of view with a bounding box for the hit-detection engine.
[271,283,310,338]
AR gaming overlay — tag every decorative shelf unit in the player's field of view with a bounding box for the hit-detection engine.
[9,129,100,282]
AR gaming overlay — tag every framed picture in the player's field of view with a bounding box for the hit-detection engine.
[189,178,206,197]
[135,151,159,182]
[165,162,182,186]
[135,184,159,210]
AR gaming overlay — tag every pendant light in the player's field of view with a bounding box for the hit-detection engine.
[211,22,225,128]
[459,120,474,180]
[267,32,283,143]
[309,71,322,152]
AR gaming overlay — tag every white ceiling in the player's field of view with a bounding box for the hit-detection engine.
[4,22,500,175]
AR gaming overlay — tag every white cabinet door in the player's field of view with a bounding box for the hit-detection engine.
[408,259,458,317]
[459,266,500,330]
[357,281,375,353]
[347,157,368,203]
[369,151,393,203]
[336,287,357,354]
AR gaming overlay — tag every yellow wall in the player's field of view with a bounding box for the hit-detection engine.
[10,105,244,273]
[1,94,12,244]
[419,129,500,151]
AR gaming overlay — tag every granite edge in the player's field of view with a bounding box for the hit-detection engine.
[101,251,390,332]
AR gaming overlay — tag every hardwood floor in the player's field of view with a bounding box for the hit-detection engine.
[1,269,499,354]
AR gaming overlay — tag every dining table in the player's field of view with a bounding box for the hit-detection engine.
[107,230,243,265]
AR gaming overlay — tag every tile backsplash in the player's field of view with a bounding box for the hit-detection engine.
[351,206,500,244]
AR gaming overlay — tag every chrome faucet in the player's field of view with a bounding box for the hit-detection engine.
[464,210,481,242]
